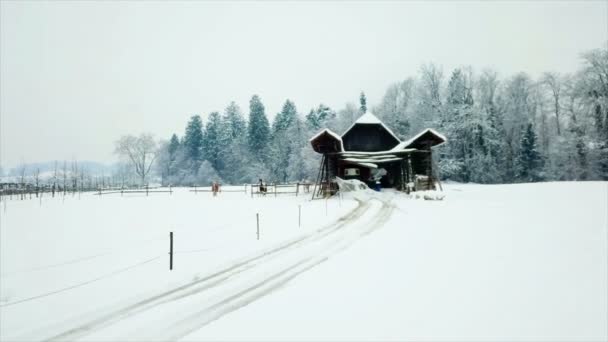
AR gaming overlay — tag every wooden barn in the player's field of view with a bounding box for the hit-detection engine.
[309,112,446,197]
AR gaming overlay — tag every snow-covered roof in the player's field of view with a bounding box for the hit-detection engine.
[341,111,401,144]
[309,128,344,153]
[390,128,447,151]
[309,128,342,143]
[354,112,383,124]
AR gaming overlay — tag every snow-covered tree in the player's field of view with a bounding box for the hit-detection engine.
[203,111,224,173]
[114,133,158,185]
[247,95,271,162]
[183,115,204,172]
[517,123,543,182]
[359,91,367,113]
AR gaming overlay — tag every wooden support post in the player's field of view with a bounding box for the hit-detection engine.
[274,184,277,197]
[169,231,173,270]
[298,205,301,228]
[256,213,260,240]
[169,184,172,195]
[311,154,325,200]
[146,184,149,196]
[296,183,299,197]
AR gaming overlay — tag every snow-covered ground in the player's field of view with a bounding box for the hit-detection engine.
[0,182,606,341]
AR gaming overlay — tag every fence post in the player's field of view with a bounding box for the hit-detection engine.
[169,184,172,195]
[298,205,301,228]
[256,213,260,240]
[274,184,277,197]
[169,231,173,270]
[296,183,299,197]
[146,184,149,197]
[194,185,197,194]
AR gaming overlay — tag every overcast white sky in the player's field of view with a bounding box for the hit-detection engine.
[1,1,607,168]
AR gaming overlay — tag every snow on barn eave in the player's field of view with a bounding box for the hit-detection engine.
[309,128,342,143]
[341,111,401,144]
[391,128,447,151]
[309,128,344,152]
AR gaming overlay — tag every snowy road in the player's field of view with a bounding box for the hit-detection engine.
[40,196,393,341]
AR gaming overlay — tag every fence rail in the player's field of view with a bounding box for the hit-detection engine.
[250,182,312,197]
[189,185,248,194]
[96,185,173,196]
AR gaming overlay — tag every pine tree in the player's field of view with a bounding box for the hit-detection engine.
[360,91,367,113]
[183,115,204,172]
[223,101,247,139]
[169,134,180,157]
[270,100,299,181]
[273,100,297,133]
[247,95,271,161]
[203,112,223,173]
[220,102,249,184]
[305,109,318,131]
[167,134,180,178]
[305,104,335,131]
[517,123,543,182]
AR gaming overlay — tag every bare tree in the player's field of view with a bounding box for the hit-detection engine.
[114,133,158,185]
[52,161,58,197]
[71,160,78,195]
[542,72,563,135]
[34,168,40,198]
[19,163,26,200]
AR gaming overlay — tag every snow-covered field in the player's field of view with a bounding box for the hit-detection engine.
[0,182,606,341]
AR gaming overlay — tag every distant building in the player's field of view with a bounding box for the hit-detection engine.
[309,111,446,196]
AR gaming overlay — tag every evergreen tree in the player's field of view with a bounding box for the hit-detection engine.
[360,91,367,113]
[247,95,271,161]
[167,133,180,179]
[223,101,247,139]
[270,100,299,181]
[305,104,336,131]
[517,123,543,182]
[220,102,249,184]
[305,109,318,130]
[183,115,204,172]
[439,69,476,182]
[169,134,180,157]
[203,112,223,173]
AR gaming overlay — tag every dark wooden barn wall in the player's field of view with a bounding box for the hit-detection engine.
[411,152,432,175]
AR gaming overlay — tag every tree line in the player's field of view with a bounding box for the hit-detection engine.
[116,46,606,186]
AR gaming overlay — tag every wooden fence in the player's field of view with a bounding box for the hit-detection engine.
[190,184,248,194]
[250,182,312,197]
[95,185,173,196]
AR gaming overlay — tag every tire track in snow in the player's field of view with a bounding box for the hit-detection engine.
[161,199,395,341]
[0,255,163,308]
[42,199,369,341]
